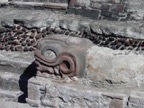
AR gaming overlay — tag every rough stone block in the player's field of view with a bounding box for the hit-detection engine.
[90,0,101,9]
[0,72,20,90]
[90,21,144,39]
[101,10,113,17]
[103,16,119,21]
[110,4,124,13]
[101,3,111,11]
[27,77,114,108]
[109,99,124,108]
[0,0,8,3]
[10,1,68,10]
[68,8,100,19]
[27,83,41,100]
[74,0,90,8]
[128,91,144,108]
[109,0,121,3]
[86,45,144,87]
[12,0,68,3]
[90,0,120,3]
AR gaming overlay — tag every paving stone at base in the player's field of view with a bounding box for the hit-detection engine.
[0,101,32,108]
[26,76,129,108]
[0,71,20,90]
[128,91,144,108]
[0,88,21,102]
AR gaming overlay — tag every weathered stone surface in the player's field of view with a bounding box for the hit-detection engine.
[0,101,32,108]
[0,5,144,39]
[86,45,144,87]
[91,0,121,3]
[10,1,68,10]
[13,0,68,3]
[109,99,124,108]
[110,4,124,13]
[128,91,144,108]
[0,51,34,74]
[0,72,20,90]
[90,21,144,39]
[26,77,129,108]
[127,0,144,21]
[68,8,100,19]
[90,1,101,9]
[74,0,90,8]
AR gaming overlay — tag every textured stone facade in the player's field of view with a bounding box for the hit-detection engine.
[68,0,144,21]
[68,0,128,21]
[1,0,144,21]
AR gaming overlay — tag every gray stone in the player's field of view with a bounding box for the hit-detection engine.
[86,46,144,87]
[50,20,60,29]
[90,21,144,39]
[17,0,68,3]
[110,4,125,13]
[127,0,144,21]
[68,8,100,19]
[128,91,144,108]
[26,77,117,108]
[101,10,112,17]
[0,101,32,108]
[67,20,80,31]
[1,20,13,28]
[79,20,90,30]
[74,0,90,8]
[109,99,124,108]
[0,27,6,33]
[101,3,111,11]
[0,51,34,74]
[90,1,101,9]
[90,23,102,34]
[59,19,68,29]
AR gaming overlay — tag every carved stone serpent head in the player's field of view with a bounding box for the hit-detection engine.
[34,34,94,78]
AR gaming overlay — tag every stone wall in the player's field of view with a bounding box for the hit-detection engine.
[68,0,128,21]
[6,0,144,21]
[68,0,144,21]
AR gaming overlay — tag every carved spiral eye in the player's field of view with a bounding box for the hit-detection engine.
[43,50,56,60]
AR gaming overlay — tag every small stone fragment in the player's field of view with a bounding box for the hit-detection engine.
[15,45,23,51]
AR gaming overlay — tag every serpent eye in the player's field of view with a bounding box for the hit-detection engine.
[43,50,56,60]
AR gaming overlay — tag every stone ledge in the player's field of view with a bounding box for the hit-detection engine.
[0,51,34,74]
[9,1,68,9]
[0,88,21,101]
[26,76,144,108]
[0,6,144,39]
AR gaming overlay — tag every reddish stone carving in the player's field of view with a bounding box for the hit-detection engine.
[34,34,94,77]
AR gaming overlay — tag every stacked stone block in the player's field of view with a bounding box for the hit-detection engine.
[11,0,68,3]
[1,0,144,21]
[68,0,128,21]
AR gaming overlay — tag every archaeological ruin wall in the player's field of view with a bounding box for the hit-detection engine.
[0,0,144,108]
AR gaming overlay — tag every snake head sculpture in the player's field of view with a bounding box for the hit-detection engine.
[34,34,94,78]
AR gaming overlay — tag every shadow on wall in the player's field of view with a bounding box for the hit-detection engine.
[18,62,37,103]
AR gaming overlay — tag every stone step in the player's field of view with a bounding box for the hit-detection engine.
[0,70,35,103]
[0,88,21,101]
[0,70,37,92]
[0,71,21,91]
[9,1,68,9]
[11,0,68,3]
[0,51,34,75]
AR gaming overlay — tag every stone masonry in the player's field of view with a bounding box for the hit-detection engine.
[67,0,144,21]
[0,0,143,108]
[1,0,144,21]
